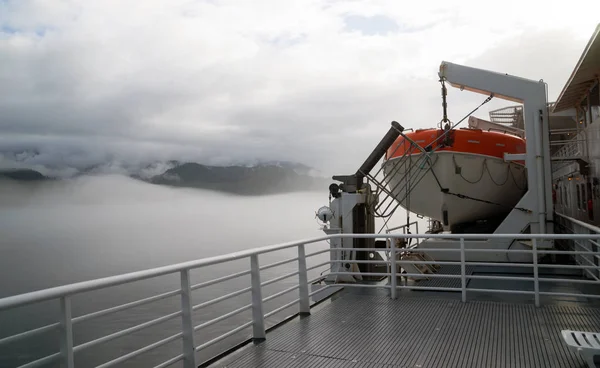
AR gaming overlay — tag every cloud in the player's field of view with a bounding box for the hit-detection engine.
[0,0,598,176]
[344,15,400,36]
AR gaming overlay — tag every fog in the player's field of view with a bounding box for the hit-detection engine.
[0,176,335,366]
[0,175,335,295]
[0,175,423,292]
[0,174,425,366]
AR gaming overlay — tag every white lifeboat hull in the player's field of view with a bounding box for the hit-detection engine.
[382,151,527,227]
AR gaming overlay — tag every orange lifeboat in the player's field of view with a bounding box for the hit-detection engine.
[386,128,526,162]
[382,128,527,229]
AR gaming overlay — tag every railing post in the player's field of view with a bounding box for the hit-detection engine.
[297,244,310,315]
[390,237,397,299]
[250,254,266,341]
[460,238,466,303]
[533,239,540,307]
[416,223,420,246]
[592,230,600,280]
[180,269,197,368]
[59,296,74,368]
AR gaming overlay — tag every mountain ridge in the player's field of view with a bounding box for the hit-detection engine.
[149,162,329,195]
[0,161,330,195]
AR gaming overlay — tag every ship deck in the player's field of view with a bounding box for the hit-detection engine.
[211,288,600,368]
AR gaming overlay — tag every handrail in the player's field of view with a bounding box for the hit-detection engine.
[556,212,600,233]
[2,233,600,311]
[385,221,419,233]
[0,234,332,311]
[2,228,600,368]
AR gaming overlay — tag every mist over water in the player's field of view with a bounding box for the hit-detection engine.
[0,176,331,295]
[0,175,422,367]
[0,176,339,366]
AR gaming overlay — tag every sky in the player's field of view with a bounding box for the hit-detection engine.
[0,0,599,176]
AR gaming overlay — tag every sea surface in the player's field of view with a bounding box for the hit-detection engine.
[0,175,416,367]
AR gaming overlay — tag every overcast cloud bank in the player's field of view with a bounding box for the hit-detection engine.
[1,0,598,176]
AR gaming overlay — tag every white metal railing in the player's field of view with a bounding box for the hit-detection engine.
[0,236,333,368]
[554,138,580,158]
[1,226,600,367]
[385,221,420,245]
[556,212,600,280]
[552,134,584,173]
[385,221,419,235]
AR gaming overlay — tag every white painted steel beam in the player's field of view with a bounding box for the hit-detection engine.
[439,61,553,238]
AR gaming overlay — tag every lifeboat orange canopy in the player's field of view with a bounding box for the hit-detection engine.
[386,128,526,163]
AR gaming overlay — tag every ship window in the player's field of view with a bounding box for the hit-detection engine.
[577,185,581,209]
[581,184,587,209]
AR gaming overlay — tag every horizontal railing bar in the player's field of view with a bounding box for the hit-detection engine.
[195,321,253,352]
[0,323,58,346]
[378,233,600,239]
[263,285,300,303]
[538,277,600,284]
[261,271,299,287]
[264,298,300,318]
[305,248,332,257]
[537,250,600,255]
[16,352,60,368]
[537,264,600,270]
[393,260,462,266]
[191,270,251,291]
[465,249,533,254]
[386,221,419,233]
[73,289,181,324]
[329,272,390,277]
[467,262,534,268]
[337,248,393,252]
[468,288,534,295]
[5,231,600,309]
[260,257,299,271]
[538,291,600,299]
[556,212,600,233]
[0,234,336,310]
[396,285,462,291]
[398,248,461,253]
[332,283,390,289]
[192,287,251,311]
[467,275,533,281]
[4,221,600,312]
[306,261,331,271]
[74,311,181,353]
[332,259,390,264]
[96,333,182,368]
[152,354,183,368]
[402,273,461,279]
[194,304,252,331]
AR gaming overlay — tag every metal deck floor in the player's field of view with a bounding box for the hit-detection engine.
[212,291,600,368]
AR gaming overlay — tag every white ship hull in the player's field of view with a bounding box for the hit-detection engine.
[382,151,527,227]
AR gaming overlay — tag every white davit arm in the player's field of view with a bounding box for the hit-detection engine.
[438,61,546,105]
[438,60,552,234]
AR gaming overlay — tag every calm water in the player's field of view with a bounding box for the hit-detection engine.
[0,175,334,367]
